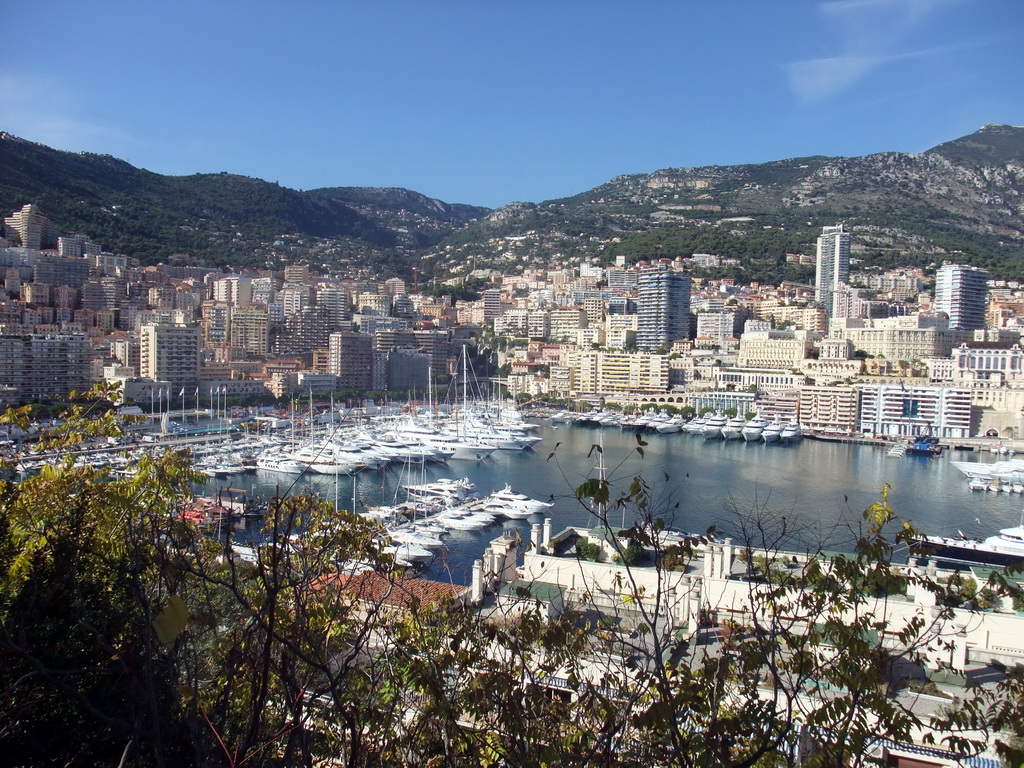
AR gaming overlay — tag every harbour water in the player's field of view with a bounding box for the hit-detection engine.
[212,421,1024,585]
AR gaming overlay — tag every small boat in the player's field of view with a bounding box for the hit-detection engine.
[968,477,991,491]
[904,435,942,458]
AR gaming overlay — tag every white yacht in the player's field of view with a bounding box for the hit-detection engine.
[386,526,445,549]
[655,415,686,434]
[761,417,784,444]
[912,524,1024,567]
[404,477,478,505]
[289,441,366,475]
[721,416,746,441]
[779,420,803,444]
[741,415,768,442]
[701,413,729,440]
[397,423,499,461]
[684,417,707,436]
[478,484,553,516]
[383,542,434,562]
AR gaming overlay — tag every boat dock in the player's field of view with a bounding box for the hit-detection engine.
[808,431,1024,455]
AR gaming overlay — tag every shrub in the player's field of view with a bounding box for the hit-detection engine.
[576,539,602,561]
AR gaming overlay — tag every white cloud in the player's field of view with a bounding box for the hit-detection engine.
[0,71,130,151]
[785,0,965,102]
[786,54,880,102]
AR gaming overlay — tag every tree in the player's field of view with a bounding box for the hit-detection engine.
[538,440,1024,767]
[0,389,200,765]
[2,391,1023,766]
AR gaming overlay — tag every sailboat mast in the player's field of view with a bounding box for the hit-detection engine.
[462,344,468,437]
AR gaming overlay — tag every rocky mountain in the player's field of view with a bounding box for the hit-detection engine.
[425,124,1024,282]
[3,125,1023,281]
[0,132,490,268]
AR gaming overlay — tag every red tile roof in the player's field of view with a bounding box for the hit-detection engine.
[331,571,465,611]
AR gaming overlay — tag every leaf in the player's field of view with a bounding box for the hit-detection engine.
[152,594,188,646]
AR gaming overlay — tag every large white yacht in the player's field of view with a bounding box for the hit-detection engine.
[289,440,366,475]
[396,421,498,461]
[779,420,803,443]
[684,416,707,436]
[721,416,746,440]
[255,453,306,475]
[761,417,784,444]
[474,484,553,518]
[701,413,729,440]
[741,415,768,442]
[912,524,1024,567]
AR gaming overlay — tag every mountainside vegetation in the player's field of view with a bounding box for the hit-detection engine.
[0,132,488,269]
[425,124,1024,282]
[2,125,1023,282]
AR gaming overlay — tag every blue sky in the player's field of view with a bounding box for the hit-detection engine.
[3,1,1021,208]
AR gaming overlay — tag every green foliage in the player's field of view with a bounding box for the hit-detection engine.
[4,394,1024,767]
[617,540,645,566]
[575,539,602,561]
[0,135,486,268]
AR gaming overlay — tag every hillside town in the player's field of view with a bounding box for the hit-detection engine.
[4,204,1024,764]
[0,203,1020,449]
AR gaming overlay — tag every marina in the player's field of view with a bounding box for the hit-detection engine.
[15,408,1024,583]
[185,415,1024,585]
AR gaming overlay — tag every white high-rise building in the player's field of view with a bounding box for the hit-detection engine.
[934,263,990,331]
[815,224,850,318]
[212,275,252,308]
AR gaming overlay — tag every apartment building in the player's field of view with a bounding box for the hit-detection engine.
[935,263,990,331]
[569,351,669,396]
[548,307,587,342]
[328,331,375,391]
[139,323,201,391]
[815,224,850,318]
[636,266,691,352]
[229,306,270,357]
[212,275,252,308]
[0,333,90,403]
[855,384,972,438]
[797,385,860,434]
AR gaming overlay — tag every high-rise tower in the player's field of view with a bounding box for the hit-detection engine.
[815,224,850,317]
[635,266,690,352]
[935,263,989,330]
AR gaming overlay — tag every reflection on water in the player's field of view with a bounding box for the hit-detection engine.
[208,421,1023,585]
